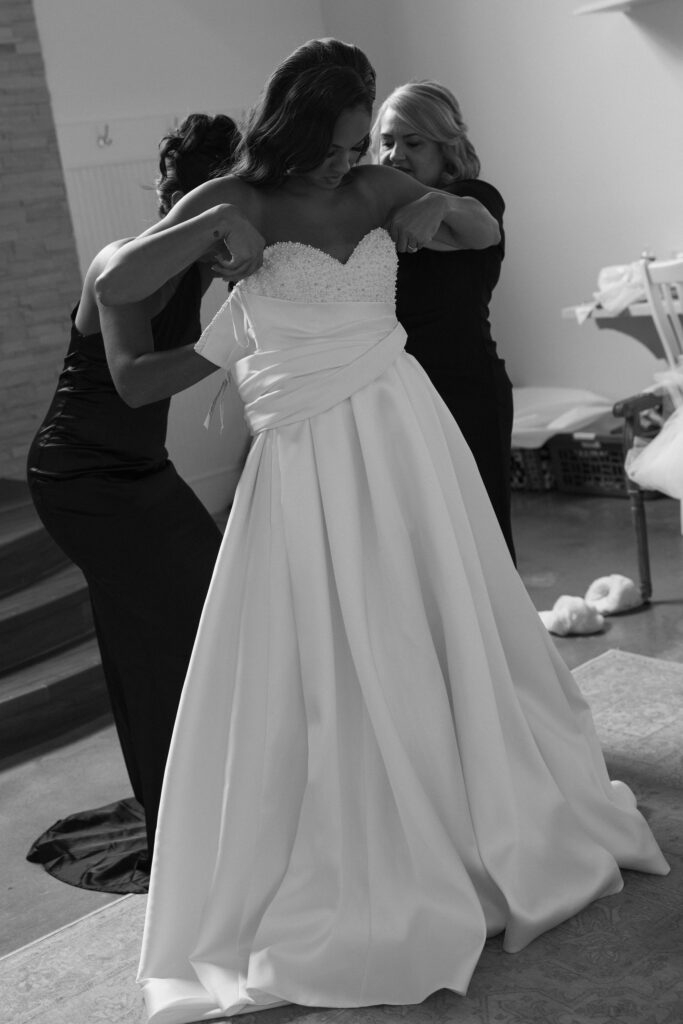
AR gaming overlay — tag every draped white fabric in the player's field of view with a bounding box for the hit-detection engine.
[139,230,668,1024]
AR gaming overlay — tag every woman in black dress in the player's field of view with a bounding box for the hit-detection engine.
[374,81,516,561]
[26,114,242,892]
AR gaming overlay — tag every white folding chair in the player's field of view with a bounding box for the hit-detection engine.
[641,256,683,369]
[639,257,683,533]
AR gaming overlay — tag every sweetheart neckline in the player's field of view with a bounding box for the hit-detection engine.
[262,227,389,268]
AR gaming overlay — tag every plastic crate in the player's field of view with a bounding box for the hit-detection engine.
[546,407,664,499]
[510,445,556,491]
[548,432,627,496]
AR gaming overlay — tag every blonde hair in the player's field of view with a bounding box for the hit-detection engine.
[372,80,480,184]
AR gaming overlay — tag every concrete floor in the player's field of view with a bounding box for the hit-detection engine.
[1,489,682,958]
[513,489,683,669]
[0,717,129,959]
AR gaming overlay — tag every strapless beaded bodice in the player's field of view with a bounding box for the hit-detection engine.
[195,228,406,434]
[238,227,395,305]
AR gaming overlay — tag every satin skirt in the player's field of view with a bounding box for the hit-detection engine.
[139,351,668,1023]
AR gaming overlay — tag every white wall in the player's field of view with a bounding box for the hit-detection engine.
[33,0,325,122]
[323,0,683,399]
[32,0,683,500]
[32,0,327,512]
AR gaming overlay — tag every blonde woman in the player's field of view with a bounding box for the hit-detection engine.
[374,80,515,561]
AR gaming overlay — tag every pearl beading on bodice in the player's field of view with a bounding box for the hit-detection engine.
[238,227,396,305]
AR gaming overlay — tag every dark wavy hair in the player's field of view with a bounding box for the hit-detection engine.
[156,113,240,215]
[225,39,376,188]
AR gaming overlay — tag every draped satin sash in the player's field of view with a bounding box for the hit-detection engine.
[196,290,407,435]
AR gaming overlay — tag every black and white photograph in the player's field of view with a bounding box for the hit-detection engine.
[0,2,681,1023]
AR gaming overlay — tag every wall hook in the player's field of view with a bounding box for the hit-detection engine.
[97,124,113,148]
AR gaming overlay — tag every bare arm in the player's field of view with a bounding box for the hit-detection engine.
[358,165,500,252]
[77,241,219,407]
[95,178,265,306]
[97,300,219,408]
[392,191,500,251]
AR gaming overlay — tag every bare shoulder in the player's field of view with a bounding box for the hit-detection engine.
[351,164,423,212]
[78,239,139,331]
[351,164,400,193]
[84,238,133,293]
[353,164,415,189]
[85,238,160,319]
[176,175,261,220]
[92,237,131,269]
[199,174,257,202]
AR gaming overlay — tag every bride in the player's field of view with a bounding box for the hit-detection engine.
[97,37,668,1024]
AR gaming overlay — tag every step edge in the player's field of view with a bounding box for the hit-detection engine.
[0,564,88,619]
[0,637,101,696]
[0,658,104,717]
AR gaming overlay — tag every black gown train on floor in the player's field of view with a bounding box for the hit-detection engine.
[25,265,222,893]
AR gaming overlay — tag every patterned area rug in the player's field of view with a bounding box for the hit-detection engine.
[2,649,682,1024]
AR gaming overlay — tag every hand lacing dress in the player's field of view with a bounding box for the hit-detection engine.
[138,228,668,1023]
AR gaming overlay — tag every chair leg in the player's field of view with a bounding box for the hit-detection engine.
[628,482,652,602]
[613,399,661,603]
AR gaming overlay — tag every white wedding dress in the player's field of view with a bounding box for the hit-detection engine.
[138,228,668,1023]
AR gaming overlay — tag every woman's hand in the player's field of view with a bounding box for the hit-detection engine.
[209,209,266,282]
[95,180,265,305]
[386,192,448,253]
[364,165,500,252]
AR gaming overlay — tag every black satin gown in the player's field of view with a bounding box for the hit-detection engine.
[26,265,222,893]
[396,179,516,563]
